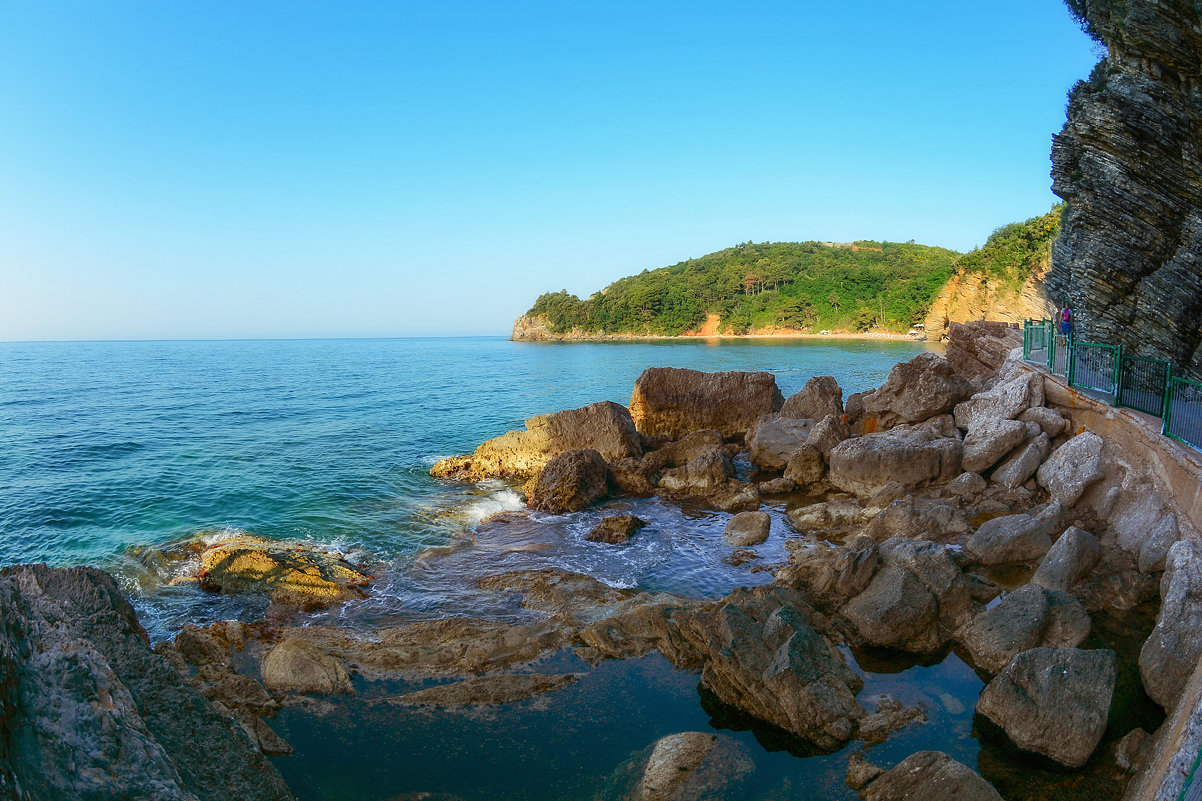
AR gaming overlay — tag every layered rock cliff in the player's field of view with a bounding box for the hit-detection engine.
[1049,0,1202,378]
[923,268,1056,340]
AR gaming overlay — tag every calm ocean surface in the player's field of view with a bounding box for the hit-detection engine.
[0,336,931,635]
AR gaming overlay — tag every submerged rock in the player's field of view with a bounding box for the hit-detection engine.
[526,448,609,513]
[635,731,754,801]
[431,400,641,481]
[976,646,1116,768]
[629,367,784,440]
[0,564,294,801]
[587,514,647,544]
[863,750,1002,801]
[386,673,577,708]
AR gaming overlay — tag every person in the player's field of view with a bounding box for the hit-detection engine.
[1060,303,1073,336]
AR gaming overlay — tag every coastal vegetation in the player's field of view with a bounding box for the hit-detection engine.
[522,207,1064,338]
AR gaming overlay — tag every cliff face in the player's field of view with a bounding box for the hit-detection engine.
[924,268,1057,339]
[1049,0,1202,377]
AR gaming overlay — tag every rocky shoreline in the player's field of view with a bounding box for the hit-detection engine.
[3,320,1200,800]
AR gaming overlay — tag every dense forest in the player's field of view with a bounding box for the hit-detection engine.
[523,208,1062,336]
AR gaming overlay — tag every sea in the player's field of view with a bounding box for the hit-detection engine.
[0,336,1140,801]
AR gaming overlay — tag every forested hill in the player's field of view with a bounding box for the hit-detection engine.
[520,240,962,337]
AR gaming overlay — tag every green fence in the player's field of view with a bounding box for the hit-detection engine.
[1021,320,1199,453]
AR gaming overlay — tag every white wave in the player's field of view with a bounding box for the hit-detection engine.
[463,488,525,526]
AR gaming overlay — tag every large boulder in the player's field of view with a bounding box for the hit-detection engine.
[1139,539,1202,710]
[863,497,972,544]
[828,427,962,497]
[783,444,827,486]
[1018,406,1068,437]
[1030,526,1101,591]
[747,415,814,471]
[526,448,609,513]
[780,375,844,421]
[0,565,295,801]
[635,732,754,801]
[944,320,1024,384]
[261,637,353,695]
[657,446,735,496]
[953,585,1091,674]
[629,367,784,439]
[990,432,1051,489]
[975,647,1116,768]
[1036,432,1105,506]
[806,413,851,460]
[859,353,973,428]
[961,418,1028,474]
[953,372,1044,430]
[431,400,641,481]
[965,504,1067,565]
[863,750,1002,801]
[724,511,771,546]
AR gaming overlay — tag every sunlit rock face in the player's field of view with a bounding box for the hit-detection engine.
[1049,0,1202,378]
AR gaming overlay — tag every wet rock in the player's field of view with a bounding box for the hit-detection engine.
[607,457,657,496]
[724,549,759,566]
[783,443,826,486]
[859,353,973,428]
[846,752,884,790]
[1036,432,1105,506]
[724,511,771,546]
[953,585,1091,674]
[953,372,1044,430]
[780,375,844,421]
[828,428,962,497]
[188,533,373,611]
[261,637,353,695]
[961,418,1028,474]
[629,367,784,440]
[657,446,734,495]
[806,413,852,460]
[989,432,1050,489]
[587,514,647,544]
[527,448,610,513]
[857,697,926,745]
[1018,406,1067,437]
[976,647,1116,768]
[863,750,1002,801]
[387,673,577,707]
[431,400,641,481]
[965,504,1066,565]
[636,731,754,801]
[477,569,632,620]
[747,415,814,471]
[1030,526,1101,591]
[0,564,294,801]
[1140,538,1202,709]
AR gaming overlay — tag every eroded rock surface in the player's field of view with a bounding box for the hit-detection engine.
[953,585,1091,674]
[859,353,973,428]
[526,448,609,513]
[629,367,784,439]
[828,427,962,497]
[1140,538,1202,710]
[635,732,754,801]
[780,375,844,421]
[863,750,1002,801]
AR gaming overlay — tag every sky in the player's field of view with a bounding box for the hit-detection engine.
[0,1,1099,340]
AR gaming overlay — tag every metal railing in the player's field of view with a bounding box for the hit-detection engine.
[1022,318,1199,453]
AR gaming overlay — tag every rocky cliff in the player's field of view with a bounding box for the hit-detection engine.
[1049,0,1202,378]
[924,268,1056,340]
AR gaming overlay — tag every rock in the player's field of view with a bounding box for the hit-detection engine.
[976,647,1116,768]
[527,448,609,513]
[965,504,1066,565]
[781,376,844,421]
[953,585,1091,674]
[946,471,987,497]
[806,413,852,460]
[477,569,632,618]
[859,353,973,428]
[388,673,577,707]
[944,320,1025,383]
[724,511,771,546]
[828,427,962,497]
[1036,432,1105,506]
[989,432,1050,489]
[863,497,971,544]
[1113,727,1150,773]
[846,752,884,790]
[747,415,814,471]
[710,482,761,512]
[1140,539,1202,709]
[607,457,657,496]
[857,697,926,745]
[0,564,294,801]
[187,533,372,611]
[431,400,641,481]
[778,540,881,610]
[869,481,909,507]
[629,367,784,440]
[261,637,353,695]
[1138,512,1179,573]
[757,476,796,494]
[587,514,647,544]
[657,446,734,496]
[787,498,869,533]
[637,732,753,801]
[1030,526,1101,591]
[953,373,1044,430]
[863,751,1002,801]
[961,418,1028,474]
[644,430,726,470]
[1018,406,1068,437]
[695,588,864,749]
[783,443,826,485]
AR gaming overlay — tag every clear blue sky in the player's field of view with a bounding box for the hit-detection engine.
[0,1,1098,340]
